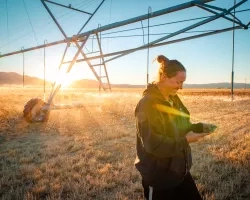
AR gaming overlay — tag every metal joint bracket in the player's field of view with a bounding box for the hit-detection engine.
[247,21,250,28]
[194,1,226,12]
[195,0,248,29]
[71,35,78,42]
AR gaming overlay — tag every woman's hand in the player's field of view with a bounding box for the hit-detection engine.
[185,131,210,143]
[203,123,217,133]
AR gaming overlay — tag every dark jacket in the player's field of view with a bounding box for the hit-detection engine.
[134,84,203,190]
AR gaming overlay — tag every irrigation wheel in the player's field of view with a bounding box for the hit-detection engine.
[23,98,50,123]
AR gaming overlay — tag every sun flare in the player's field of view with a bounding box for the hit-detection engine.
[46,65,78,88]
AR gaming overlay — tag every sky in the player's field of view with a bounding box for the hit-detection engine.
[0,0,249,86]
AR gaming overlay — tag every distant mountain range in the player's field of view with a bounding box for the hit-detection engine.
[0,72,249,89]
[0,72,50,86]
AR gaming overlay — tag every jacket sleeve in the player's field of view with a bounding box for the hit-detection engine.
[190,123,203,133]
[178,120,204,136]
[135,99,189,158]
[174,95,203,135]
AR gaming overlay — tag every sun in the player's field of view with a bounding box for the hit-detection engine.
[55,70,75,88]
[46,66,77,88]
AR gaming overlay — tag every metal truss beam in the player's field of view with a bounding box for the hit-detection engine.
[194,0,248,29]
[0,0,249,95]
[0,39,67,58]
[74,41,107,90]
[0,0,248,103]
[103,1,248,63]
[58,42,70,70]
[66,26,243,64]
[75,0,215,40]
[41,0,68,39]
[0,0,215,58]
[77,0,106,34]
[0,0,248,59]
[44,0,92,15]
[40,0,105,40]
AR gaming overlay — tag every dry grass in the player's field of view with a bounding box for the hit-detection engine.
[0,87,250,200]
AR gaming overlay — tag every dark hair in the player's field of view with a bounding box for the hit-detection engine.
[156,55,186,79]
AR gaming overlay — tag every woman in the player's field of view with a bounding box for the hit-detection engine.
[134,55,216,200]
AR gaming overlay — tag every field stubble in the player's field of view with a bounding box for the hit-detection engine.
[0,87,250,200]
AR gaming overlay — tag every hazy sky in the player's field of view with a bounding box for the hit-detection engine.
[0,0,249,85]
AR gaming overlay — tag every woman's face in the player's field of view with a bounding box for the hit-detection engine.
[162,71,186,95]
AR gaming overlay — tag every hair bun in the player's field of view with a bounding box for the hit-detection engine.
[157,55,169,64]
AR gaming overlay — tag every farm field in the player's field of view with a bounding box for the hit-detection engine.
[0,87,250,200]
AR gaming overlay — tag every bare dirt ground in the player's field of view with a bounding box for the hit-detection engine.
[0,87,250,200]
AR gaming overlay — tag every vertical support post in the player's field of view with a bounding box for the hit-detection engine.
[95,32,112,91]
[231,0,236,101]
[147,7,152,86]
[231,71,234,98]
[44,40,47,101]
[21,46,25,87]
[98,24,101,92]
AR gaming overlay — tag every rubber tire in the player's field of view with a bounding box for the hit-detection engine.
[23,98,48,123]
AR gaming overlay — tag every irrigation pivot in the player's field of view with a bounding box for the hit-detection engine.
[0,0,249,123]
